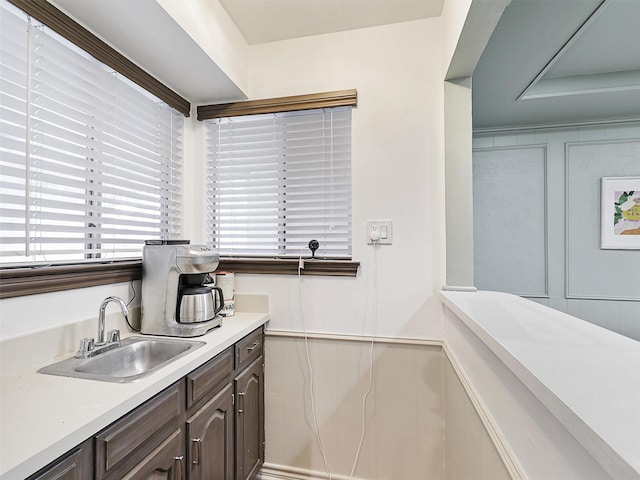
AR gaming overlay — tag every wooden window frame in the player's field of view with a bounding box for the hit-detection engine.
[197,89,357,120]
[0,259,359,299]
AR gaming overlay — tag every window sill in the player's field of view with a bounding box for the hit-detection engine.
[0,258,359,299]
[217,258,360,277]
[0,261,143,299]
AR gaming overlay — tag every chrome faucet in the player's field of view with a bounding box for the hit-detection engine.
[75,296,130,359]
[98,296,130,344]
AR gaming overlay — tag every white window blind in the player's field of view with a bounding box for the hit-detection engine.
[0,1,183,264]
[205,107,352,258]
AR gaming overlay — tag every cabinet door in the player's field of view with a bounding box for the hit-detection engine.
[121,429,184,480]
[186,383,234,480]
[234,356,264,480]
[27,439,93,480]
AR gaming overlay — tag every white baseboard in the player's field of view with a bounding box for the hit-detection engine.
[259,463,365,480]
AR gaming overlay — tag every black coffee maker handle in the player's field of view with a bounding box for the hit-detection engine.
[211,286,224,315]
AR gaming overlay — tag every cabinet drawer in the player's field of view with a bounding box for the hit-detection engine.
[186,347,233,411]
[27,439,93,480]
[95,381,183,480]
[235,327,263,371]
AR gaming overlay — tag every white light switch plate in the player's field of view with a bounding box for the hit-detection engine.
[367,220,393,245]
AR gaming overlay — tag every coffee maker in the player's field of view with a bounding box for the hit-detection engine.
[141,240,224,337]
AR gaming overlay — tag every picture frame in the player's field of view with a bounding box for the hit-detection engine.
[601,176,640,249]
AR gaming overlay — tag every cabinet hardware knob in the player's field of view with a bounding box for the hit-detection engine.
[174,455,184,480]
[192,438,202,465]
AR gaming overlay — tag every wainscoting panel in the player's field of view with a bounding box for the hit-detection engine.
[565,139,640,300]
[443,354,513,480]
[263,333,444,480]
[473,146,548,297]
[473,121,640,341]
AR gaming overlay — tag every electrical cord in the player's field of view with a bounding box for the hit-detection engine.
[350,239,378,477]
[125,280,141,332]
[297,238,379,479]
[298,253,333,478]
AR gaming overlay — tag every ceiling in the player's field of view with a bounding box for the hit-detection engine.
[218,0,444,44]
[472,0,640,130]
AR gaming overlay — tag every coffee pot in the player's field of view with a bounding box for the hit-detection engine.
[177,275,224,324]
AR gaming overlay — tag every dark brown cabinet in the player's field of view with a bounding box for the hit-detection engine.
[233,326,265,480]
[185,346,235,479]
[26,439,93,480]
[186,384,234,479]
[27,327,264,480]
[185,328,264,480]
[234,356,264,480]
[121,429,185,480]
[95,382,183,480]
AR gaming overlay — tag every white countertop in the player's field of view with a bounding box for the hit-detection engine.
[0,311,269,480]
[440,290,640,479]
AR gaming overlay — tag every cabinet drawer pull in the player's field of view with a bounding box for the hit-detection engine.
[238,392,245,414]
[174,455,184,480]
[246,341,260,352]
[191,438,202,465]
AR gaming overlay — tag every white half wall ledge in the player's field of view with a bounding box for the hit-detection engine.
[440,290,640,479]
[442,285,478,292]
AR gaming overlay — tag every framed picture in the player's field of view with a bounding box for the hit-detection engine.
[601,176,640,249]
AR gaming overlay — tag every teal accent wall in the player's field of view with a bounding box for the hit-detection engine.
[473,121,640,340]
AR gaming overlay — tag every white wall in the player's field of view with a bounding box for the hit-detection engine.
[220,18,447,340]
[444,80,474,288]
[440,0,474,73]
[192,20,451,478]
[0,282,137,341]
[0,0,473,352]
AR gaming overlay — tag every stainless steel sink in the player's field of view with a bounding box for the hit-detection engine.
[38,336,205,383]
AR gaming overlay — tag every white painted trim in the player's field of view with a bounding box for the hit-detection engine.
[517,0,611,101]
[521,70,640,100]
[443,344,527,480]
[259,462,365,480]
[474,117,640,135]
[264,329,443,347]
